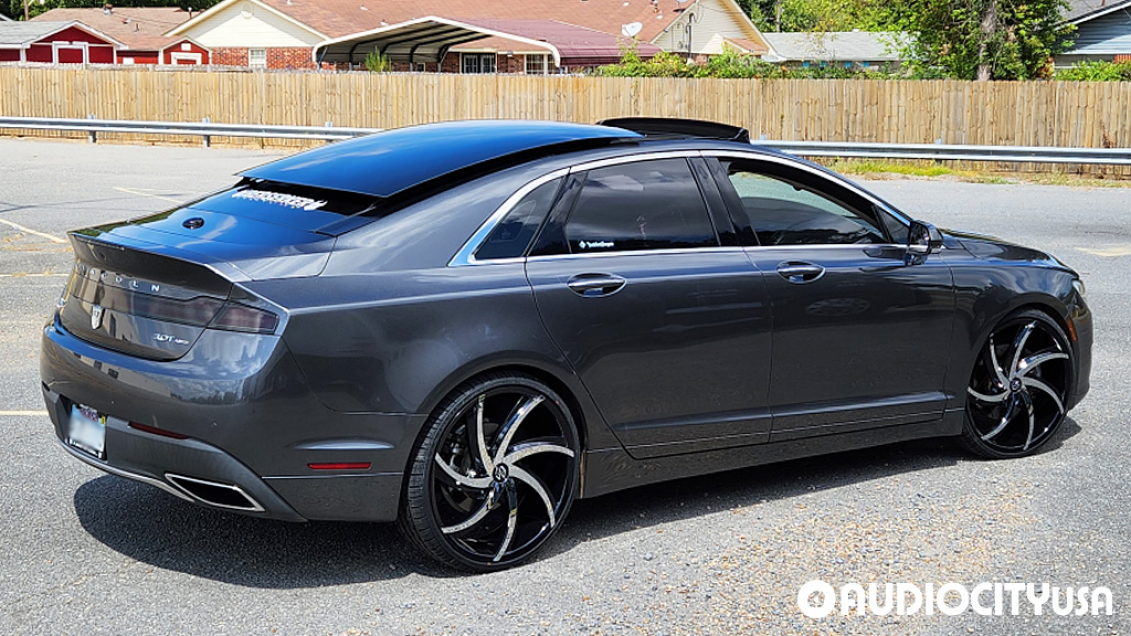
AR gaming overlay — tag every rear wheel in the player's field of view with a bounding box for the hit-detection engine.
[399,372,579,571]
[960,309,1073,459]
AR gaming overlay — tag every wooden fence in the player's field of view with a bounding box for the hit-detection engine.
[1,65,1129,173]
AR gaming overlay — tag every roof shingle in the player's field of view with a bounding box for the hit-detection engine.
[255,0,695,42]
[32,7,194,51]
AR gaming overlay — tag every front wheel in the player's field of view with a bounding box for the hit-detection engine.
[960,309,1074,459]
[399,372,580,571]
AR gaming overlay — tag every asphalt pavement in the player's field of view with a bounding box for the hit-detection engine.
[1,138,1128,636]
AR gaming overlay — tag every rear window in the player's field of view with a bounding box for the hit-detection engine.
[188,180,381,232]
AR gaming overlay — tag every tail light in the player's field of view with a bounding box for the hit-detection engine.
[209,303,279,334]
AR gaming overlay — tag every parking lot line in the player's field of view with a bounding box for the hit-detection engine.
[0,411,48,416]
[113,186,185,205]
[0,218,66,244]
[1077,245,1131,257]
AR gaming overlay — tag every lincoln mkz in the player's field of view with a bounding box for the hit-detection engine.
[42,118,1092,570]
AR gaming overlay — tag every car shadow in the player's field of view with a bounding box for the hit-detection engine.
[73,420,1080,587]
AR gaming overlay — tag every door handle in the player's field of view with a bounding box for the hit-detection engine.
[567,273,627,297]
[777,262,825,284]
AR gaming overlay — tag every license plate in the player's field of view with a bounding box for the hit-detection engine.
[66,403,106,459]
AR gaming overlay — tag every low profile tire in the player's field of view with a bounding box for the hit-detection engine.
[399,372,580,571]
[960,309,1074,459]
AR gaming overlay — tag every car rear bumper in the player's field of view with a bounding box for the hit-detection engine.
[42,316,424,523]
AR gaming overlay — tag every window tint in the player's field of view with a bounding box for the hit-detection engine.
[475,178,562,260]
[878,207,910,244]
[565,159,717,254]
[723,162,887,246]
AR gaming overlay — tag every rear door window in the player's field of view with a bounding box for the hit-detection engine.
[563,158,718,254]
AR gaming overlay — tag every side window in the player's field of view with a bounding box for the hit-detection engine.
[721,160,887,246]
[878,207,910,244]
[564,158,718,254]
[475,178,561,260]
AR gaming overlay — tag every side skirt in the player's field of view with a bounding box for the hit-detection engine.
[579,409,964,499]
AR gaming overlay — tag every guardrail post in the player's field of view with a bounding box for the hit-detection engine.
[87,115,97,144]
[201,117,211,148]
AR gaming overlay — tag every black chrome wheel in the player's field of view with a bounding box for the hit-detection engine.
[961,310,1073,458]
[400,372,579,571]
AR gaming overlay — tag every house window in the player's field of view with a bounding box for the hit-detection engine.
[461,53,496,74]
[525,54,548,75]
[249,48,267,68]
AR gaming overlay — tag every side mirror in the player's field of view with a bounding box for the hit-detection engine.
[907,220,943,257]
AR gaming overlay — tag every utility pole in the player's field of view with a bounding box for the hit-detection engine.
[24,0,29,20]
[775,0,782,32]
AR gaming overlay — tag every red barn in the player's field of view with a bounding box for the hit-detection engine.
[33,7,210,66]
[0,21,121,64]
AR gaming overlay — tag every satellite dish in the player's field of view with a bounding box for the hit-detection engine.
[676,0,689,3]
[621,22,643,37]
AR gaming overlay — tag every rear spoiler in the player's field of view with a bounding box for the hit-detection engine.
[597,117,751,143]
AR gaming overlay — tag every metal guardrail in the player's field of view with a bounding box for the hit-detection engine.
[758,139,1131,166]
[0,116,381,146]
[2,116,1131,165]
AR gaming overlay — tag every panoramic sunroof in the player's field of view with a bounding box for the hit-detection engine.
[241,120,641,199]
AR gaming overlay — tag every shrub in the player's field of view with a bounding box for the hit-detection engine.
[1055,60,1131,82]
[364,50,393,74]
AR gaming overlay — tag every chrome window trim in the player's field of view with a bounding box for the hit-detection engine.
[742,243,907,252]
[564,150,702,175]
[449,168,569,267]
[706,149,914,227]
[527,246,746,263]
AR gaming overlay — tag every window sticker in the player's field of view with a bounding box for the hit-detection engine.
[232,190,328,211]
[579,240,615,250]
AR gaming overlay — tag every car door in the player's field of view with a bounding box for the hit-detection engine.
[707,153,956,441]
[525,155,774,458]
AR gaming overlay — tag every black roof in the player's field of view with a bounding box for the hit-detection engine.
[242,120,641,199]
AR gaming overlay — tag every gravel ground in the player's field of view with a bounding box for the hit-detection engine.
[0,138,1128,636]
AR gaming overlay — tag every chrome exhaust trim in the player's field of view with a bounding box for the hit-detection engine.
[164,473,266,513]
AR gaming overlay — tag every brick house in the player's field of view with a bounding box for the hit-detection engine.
[166,0,769,71]
[316,17,664,73]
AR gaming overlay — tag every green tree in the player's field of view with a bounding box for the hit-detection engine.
[363,50,392,73]
[740,0,900,33]
[888,0,1072,80]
